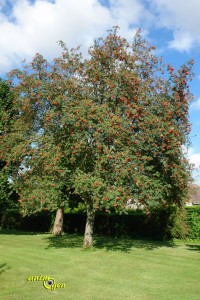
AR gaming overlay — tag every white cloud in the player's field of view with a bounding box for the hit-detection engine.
[189,153,200,169]
[185,147,200,169]
[0,0,153,75]
[148,0,200,51]
[110,0,153,27]
[190,98,200,111]
[169,31,193,52]
[183,147,200,184]
[0,0,112,73]
[1,0,200,75]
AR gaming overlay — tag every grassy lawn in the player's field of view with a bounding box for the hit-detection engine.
[0,231,200,300]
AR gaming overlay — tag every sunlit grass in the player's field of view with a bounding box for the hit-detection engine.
[0,230,200,300]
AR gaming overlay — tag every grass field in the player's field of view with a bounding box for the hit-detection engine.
[0,231,200,300]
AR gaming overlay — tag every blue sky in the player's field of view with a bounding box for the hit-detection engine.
[0,0,200,183]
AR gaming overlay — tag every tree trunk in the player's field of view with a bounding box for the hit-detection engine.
[52,207,63,236]
[83,202,95,248]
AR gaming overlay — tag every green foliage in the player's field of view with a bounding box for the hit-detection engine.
[0,79,20,228]
[0,78,14,133]
[163,205,188,239]
[2,206,200,239]
[0,28,194,243]
[187,212,200,238]
[65,201,86,213]
[185,206,200,213]
[0,170,20,229]
[185,206,200,239]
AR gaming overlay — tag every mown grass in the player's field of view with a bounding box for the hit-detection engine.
[0,230,200,300]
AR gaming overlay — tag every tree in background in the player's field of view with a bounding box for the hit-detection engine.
[0,79,19,227]
[0,27,194,247]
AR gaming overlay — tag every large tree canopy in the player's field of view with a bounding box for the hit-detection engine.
[0,27,194,247]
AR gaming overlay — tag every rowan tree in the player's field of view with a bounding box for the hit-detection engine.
[0,27,194,247]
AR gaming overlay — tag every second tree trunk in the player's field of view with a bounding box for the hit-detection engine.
[83,202,95,248]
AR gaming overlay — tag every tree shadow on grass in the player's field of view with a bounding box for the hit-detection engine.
[94,236,177,252]
[44,234,177,253]
[0,263,10,276]
[186,244,200,252]
[44,234,83,250]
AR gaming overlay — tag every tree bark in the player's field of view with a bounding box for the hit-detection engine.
[83,202,95,248]
[52,207,63,236]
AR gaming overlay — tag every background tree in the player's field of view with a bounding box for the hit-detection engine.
[0,79,19,227]
[0,27,194,247]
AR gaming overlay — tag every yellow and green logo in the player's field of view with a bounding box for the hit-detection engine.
[27,275,65,291]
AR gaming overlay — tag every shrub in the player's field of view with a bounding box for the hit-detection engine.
[185,206,200,239]
[164,206,188,239]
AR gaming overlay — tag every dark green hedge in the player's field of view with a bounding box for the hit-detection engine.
[185,206,200,239]
[185,206,200,214]
[2,206,200,239]
[20,211,53,232]
[0,210,53,232]
[66,206,197,239]
[63,211,148,238]
[63,207,200,239]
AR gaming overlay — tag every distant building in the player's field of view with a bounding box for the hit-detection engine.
[187,184,200,206]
